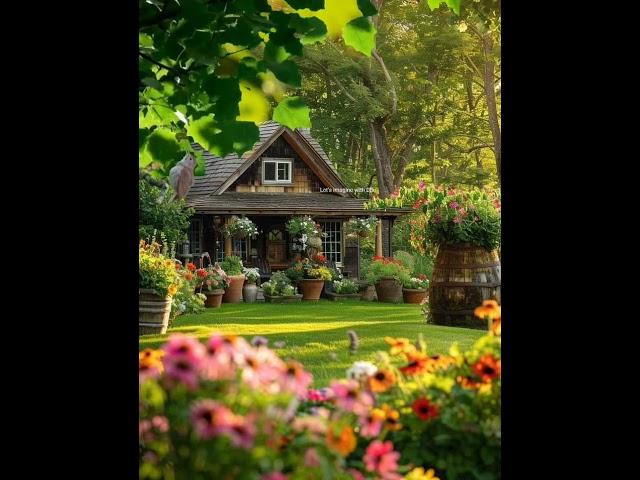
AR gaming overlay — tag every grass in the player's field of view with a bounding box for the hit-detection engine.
[139,300,484,387]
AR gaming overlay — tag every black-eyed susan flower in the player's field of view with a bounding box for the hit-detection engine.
[368,369,396,393]
[474,300,501,321]
[384,337,416,356]
[381,404,402,431]
[472,354,501,382]
[399,352,430,375]
[412,397,439,421]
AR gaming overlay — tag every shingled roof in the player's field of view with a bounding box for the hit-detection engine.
[186,192,409,216]
[186,121,343,198]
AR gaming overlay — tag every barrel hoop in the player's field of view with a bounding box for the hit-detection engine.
[431,282,500,287]
[435,263,500,269]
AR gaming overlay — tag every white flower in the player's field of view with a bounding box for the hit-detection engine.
[346,361,378,380]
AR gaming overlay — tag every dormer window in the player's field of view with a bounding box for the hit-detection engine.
[262,158,293,184]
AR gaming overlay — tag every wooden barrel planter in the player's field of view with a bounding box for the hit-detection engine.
[375,277,403,303]
[429,243,501,329]
[299,279,325,301]
[204,289,225,308]
[403,288,427,305]
[139,288,171,335]
[222,275,245,303]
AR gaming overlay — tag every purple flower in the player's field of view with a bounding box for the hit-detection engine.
[418,180,426,191]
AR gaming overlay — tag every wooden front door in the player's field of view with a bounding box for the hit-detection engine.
[266,227,287,264]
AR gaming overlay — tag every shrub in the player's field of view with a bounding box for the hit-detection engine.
[139,178,193,245]
[219,255,244,276]
[285,263,305,284]
[333,279,360,294]
[263,272,295,296]
[365,257,411,285]
[393,250,415,272]
[413,254,434,278]
[139,240,179,297]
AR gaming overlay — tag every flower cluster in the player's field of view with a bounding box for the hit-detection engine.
[403,274,429,290]
[195,263,231,293]
[262,272,298,297]
[286,256,336,282]
[243,267,260,284]
[171,260,206,318]
[222,216,259,239]
[285,216,320,237]
[345,216,378,237]
[365,257,411,286]
[139,240,179,298]
[333,279,360,294]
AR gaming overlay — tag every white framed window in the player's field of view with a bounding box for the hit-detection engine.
[215,238,249,261]
[188,219,202,254]
[319,220,343,265]
[262,157,293,184]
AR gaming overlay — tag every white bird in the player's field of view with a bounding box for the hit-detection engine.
[169,154,196,199]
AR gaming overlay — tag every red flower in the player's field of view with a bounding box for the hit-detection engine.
[472,355,501,382]
[373,256,384,261]
[418,274,427,280]
[412,398,439,421]
[186,262,196,272]
[196,268,208,278]
[399,352,430,376]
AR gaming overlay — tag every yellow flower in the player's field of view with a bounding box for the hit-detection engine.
[139,348,164,372]
[368,369,396,393]
[405,467,440,480]
[381,404,402,431]
[384,337,416,356]
[326,423,357,457]
[167,284,178,296]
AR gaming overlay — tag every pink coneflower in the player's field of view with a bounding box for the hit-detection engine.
[418,180,426,191]
[162,335,207,389]
[304,447,321,467]
[151,415,169,432]
[307,388,331,402]
[280,361,313,398]
[452,216,462,224]
[241,347,286,391]
[449,201,459,210]
[330,380,373,415]
[227,413,257,449]
[363,441,401,478]
[202,334,236,381]
[359,408,386,438]
[190,400,235,439]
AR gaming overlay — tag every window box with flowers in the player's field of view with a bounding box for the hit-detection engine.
[402,275,430,304]
[139,240,181,335]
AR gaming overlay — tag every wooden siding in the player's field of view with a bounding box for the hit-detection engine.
[230,136,325,193]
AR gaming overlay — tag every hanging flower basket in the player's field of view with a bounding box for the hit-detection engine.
[345,216,378,238]
[222,216,259,239]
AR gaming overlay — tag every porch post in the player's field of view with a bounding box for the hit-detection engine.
[224,217,232,257]
[375,217,383,257]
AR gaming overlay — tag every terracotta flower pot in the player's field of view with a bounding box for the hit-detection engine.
[299,278,325,301]
[204,289,225,308]
[374,277,403,303]
[139,288,171,335]
[222,275,245,303]
[402,288,428,304]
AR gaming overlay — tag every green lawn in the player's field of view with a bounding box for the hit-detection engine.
[139,300,484,387]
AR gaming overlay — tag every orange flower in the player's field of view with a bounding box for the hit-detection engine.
[326,424,357,457]
[368,370,396,393]
[472,354,501,382]
[474,300,501,321]
[139,348,164,372]
[491,317,501,336]
[399,352,430,375]
[380,404,402,431]
[185,272,194,281]
[384,337,416,356]
[427,355,457,372]
[457,375,483,389]
[167,284,178,296]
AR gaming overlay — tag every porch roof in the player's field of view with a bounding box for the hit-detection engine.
[186,192,410,217]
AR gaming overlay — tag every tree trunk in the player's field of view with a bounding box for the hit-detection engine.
[482,33,501,183]
[431,140,437,184]
[370,119,395,197]
[465,74,484,188]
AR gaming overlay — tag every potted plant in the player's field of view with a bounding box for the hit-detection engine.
[195,264,230,308]
[172,261,206,318]
[345,215,378,238]
[262,272,302,303]
[222,216,259,239]
[324,263,343,296]
[402,274,430,304]
[286,216,325,257]
[242,267,260,303]
[219,255,245,303]
[327,279,362,301]
[139,240,180,335]
[365,256,410,303]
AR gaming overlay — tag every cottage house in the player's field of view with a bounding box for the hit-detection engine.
[184,121,409,278]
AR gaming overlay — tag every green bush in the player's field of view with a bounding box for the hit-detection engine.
[412,254,434,278]
[333,279,360,294]
[219,255,243,276]
[139,178,194,245]
[365,257,411,285]
[262,271,295,296]
[393,250,415,272]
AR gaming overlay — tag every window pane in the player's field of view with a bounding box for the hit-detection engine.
[264,162,276,181]
[189,220,201,254]
[277,162,289,181]
[320,221,342,264]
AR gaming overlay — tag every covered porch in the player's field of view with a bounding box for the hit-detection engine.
[184,192,410,279]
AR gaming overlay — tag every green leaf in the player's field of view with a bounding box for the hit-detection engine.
[264,41,291,63]
[342,17,376,57]
[194,150,206,176]
[356,0,378,16]
[287,0,325,10]
[188,117,259,157]
[202,77,241,121]
[272,96,311,129]
[263,60,301,87]
[447,0,461,15]
[426,0,460,15]
[288,15,328,44]
[144,128,182,167]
